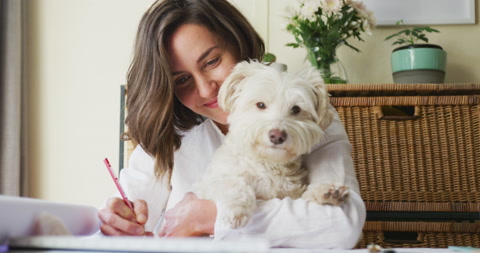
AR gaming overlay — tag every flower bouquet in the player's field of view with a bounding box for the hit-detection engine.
[286,0,375,83]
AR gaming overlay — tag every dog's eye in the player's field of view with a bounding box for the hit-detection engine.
[256,102,266,110]
[291,105,301,115]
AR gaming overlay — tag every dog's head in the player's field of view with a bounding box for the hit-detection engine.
[219,60,334,164]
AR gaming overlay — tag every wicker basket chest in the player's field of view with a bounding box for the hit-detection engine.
[326,83,480,248]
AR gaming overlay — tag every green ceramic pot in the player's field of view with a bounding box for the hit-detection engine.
[391,44,447,84]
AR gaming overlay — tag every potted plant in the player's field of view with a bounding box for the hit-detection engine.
[385,20,446,84]
[285,0,375,84]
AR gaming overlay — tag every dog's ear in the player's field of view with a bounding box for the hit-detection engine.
[299,67,334,130]
[218,60,259,113]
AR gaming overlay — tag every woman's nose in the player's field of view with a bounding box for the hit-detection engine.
[195,75,218,98]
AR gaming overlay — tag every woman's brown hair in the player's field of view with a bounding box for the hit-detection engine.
[125,0,265,184]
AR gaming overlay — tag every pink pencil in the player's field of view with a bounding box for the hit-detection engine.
[103,158,134,210]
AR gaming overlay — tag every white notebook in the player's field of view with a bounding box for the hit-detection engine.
[0,195,100,244]
[8,236,270,253]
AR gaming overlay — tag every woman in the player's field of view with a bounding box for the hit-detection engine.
[98,0,365,248]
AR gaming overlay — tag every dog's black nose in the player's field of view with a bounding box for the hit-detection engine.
[269,129,287,145]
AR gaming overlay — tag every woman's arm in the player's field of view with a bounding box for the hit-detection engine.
[160,192,364,248]
[217,193,365,248]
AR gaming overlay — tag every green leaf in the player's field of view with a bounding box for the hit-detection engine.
[263,53,276,62]
[418,37,428,43]
[425,27,440,33]
[286,43,300,48]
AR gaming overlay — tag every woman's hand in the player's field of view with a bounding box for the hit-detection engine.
[159,192,217,237]
[98,197,152,236]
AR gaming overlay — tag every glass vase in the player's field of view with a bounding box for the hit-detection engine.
[305,43,348,84]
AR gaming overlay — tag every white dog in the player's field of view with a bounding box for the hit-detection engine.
[195,61,349,228]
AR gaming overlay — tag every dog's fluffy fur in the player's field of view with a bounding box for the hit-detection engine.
[195,61,349,228]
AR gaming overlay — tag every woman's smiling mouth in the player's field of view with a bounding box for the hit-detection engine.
[204,99,219,109]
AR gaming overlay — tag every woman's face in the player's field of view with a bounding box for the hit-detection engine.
[168,24,238,132]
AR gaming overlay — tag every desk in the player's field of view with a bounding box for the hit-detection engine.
[5,247,461,253]
[5,236,472,253]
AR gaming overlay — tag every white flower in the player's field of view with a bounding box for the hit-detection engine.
[299,0,321,21]
[349,0,376,32]
[284,3,299,20]
[363,11,376,33]
[319,0,343,14]
[349,0,367,14]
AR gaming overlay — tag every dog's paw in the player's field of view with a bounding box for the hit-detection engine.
[221,204,252,229]
[302,183,349,206]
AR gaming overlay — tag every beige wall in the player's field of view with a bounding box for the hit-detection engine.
[26,0,479,208]
[25,0,152,207]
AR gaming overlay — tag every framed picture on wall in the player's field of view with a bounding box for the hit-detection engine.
[362,0,476,25]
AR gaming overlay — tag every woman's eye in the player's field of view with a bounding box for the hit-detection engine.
[175,75,191,86]
[256,102,266,110]
[205,57,220,67]
[291,105,301,115]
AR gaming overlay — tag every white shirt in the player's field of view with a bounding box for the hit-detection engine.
[119,106,366,249]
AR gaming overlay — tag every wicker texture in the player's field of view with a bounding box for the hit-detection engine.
[327,83,480,96]
[328,84,480,249]
[356,221,480,248]
[328,84,480,212]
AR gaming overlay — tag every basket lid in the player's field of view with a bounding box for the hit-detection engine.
[327,83,480,97]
